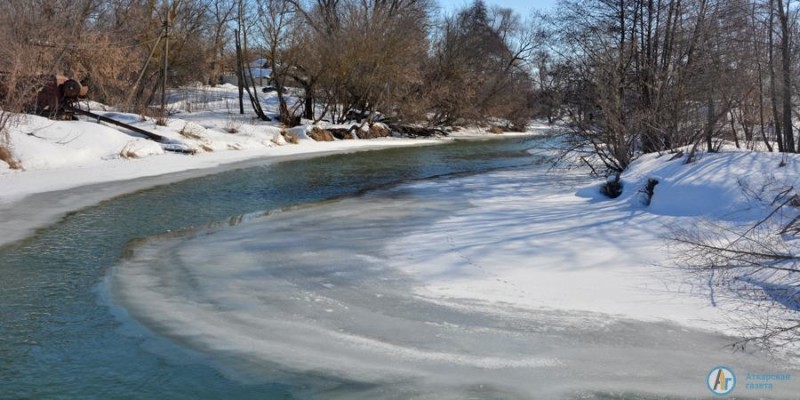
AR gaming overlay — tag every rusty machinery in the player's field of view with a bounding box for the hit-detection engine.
[8,74,178,146]
[0,74,192,151]
[32,75,89,120]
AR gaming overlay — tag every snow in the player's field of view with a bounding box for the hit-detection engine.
[0,84,553,207]
[108,144,800,397]
[6,115,164,169]
[621,149,800,220]
[386,166,723,328]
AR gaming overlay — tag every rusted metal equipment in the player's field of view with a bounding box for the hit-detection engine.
[0,73,193,153]
[15,74,192,153]
[33,75,89,119]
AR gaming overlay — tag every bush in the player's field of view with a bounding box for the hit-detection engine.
[0,144,21,169]
[600,173,623,198]
[308,127,335,141]
[281,130,299,144]
[361,123,391,139]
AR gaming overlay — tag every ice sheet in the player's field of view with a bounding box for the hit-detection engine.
[110,167,800,398]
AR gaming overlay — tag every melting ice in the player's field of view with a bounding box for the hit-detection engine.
[110,167,800,398]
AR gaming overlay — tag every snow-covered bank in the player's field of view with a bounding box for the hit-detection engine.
[0,137,447,248]
[391,148,800,331]
[0,83,556,247]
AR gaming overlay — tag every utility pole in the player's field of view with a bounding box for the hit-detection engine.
[160,8,170,120]
[127,33,164,109]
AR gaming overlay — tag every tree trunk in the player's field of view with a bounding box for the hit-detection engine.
[303,82,314,120]
[706,95,715,152]
[769,0,785,152]
[777,0,794,152]
[754,2,773,152]
[235,28,245,115]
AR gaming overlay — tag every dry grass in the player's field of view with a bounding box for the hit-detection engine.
[200,144,214,152]
[361,123,390,139]
[118,142,139,159]
[488,126,504,134]
[0,145,22,169]
[179,124,202,139]
[281,130,299,144]
[309,127,335,141]
[225,118,242,134]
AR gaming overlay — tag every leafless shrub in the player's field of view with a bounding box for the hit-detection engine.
[281,130,298,144]
[225,118,242,134]
[179,124,202,139]
[670,185,800,353]
[308,127,334,142]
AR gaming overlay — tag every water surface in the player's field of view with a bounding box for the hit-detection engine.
[0,137,545,399]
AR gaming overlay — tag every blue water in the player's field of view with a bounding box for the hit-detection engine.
[0,137,546,399]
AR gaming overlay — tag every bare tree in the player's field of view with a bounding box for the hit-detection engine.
[775,0,795,152]
[426,0,537,128]
[235,0,270,120]
[256,0,299,124]
[208,0,237,86]
[0,0,104,168]
[287,0,434,124]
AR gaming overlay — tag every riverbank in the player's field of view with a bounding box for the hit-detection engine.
[0,82,552,245]
[0,138,429,248]
[0,125,553,248]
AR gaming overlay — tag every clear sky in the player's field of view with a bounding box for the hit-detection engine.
[437,0,559,17]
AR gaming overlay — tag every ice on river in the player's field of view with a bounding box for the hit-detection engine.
[110,166,800,398]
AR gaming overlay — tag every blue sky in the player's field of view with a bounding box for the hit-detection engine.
[437,0,558,17]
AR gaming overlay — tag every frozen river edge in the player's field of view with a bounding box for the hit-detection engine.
[0,138,447,248]
[109,155,800,398]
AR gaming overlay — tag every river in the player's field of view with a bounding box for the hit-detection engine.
[2,135,797,399]
[1,137,544,399]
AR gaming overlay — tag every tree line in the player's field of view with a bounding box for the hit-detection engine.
[539,0,800,172]
[0,0,539,130]
[4,0,800,171]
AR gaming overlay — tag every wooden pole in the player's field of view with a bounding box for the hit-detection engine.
[160,9,170,119]
[127,34,164,109]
